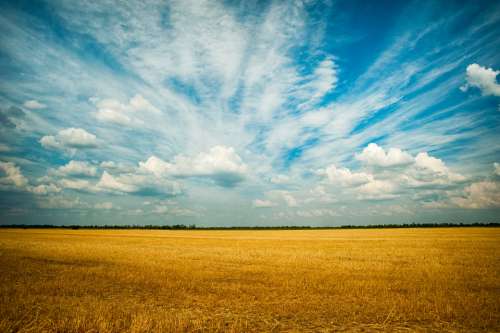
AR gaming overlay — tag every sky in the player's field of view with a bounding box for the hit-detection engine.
[0,0,499,226]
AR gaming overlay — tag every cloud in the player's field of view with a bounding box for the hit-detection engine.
[296,208,338,218]
[460,63,500,96]
[356,143,413,167]
[297,57,338,106]
[40,128,98,151]
[0,161,28,188]
[413,152,465,183]
[318,164,373,186]
[28,184,61,195]
[282,192,298,207]
[0,144,10,152]
[265,190,299,207]
[96,171,182,196]
[270,174,291,184]
[139,146,247,187]
[451,181,500,209]
[253,199,277,208]
[0,106,25,128]
[92,94,159,126]
[95,108,132,126]
[59,178,97,192]
[37,196,89,209]
[96,171,136,193]
[23,100,46,109]
[356,179,398,200]
[151,205,198,216]
[52,160,98,177]
[94,202,113,209]
[100,161,133,173]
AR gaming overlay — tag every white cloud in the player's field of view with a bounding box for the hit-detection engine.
[265,190,299,207]
[92,94,159,126]
[460,63,500,96]
[451,181,500,209]
[152,205,198,216]
[297,58,338,106]
[318,164,373,186]
[270,174,291,184]
[96,171,136,193]
[356,143,414,167]
[253,199,277,208]
[129,94,161,114]
[37,196,89,209]
[413,152,465,183]
[59,179,97,192]
[307,185,336,203]
[283,193,298,207]
[23,100,46,109]
[95,108,132,126]
[53,160,97,177]
[94,202,113,209]
[0,161,28,188]
[356,179,398,200]
[96,171,182,196]
[40,128,98,151]
[296,208,338,218]
[100,161,133,173]
[140,146,247,187]
[28,184,61,195]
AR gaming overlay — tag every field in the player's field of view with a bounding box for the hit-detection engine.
[0,228,499,332]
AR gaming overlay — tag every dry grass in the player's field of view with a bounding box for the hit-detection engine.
[0,228,499,332]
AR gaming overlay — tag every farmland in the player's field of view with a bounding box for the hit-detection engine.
[0,228,499,332]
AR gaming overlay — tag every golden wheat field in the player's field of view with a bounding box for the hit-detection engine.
[0,228,499,332]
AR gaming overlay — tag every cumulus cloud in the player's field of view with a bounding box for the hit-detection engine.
[28,183,61,195]
[140,145,247,187]
[318,164,373,186]
[265,190,299,207]
[52,160,98,177]
[0,161,28,188]
[23,100,46,109]
[92,94,160,126]
[59,178,97,192]
[95,108,132,126]
[412,152,465,184]
[356,143,413,167]
[96,171,136,193]
[356,179,398,200]
[451,181,500,209]
[253,199,277,208]
[460,63,500,96]
[100,161,133,173]
[97,171,182,196]
[40,128,98,152]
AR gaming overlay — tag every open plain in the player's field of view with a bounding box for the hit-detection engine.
[0,227,499,332]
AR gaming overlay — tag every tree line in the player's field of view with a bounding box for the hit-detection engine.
[0,222,498,230]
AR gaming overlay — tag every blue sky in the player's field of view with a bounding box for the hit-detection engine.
[0,0,499,226]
